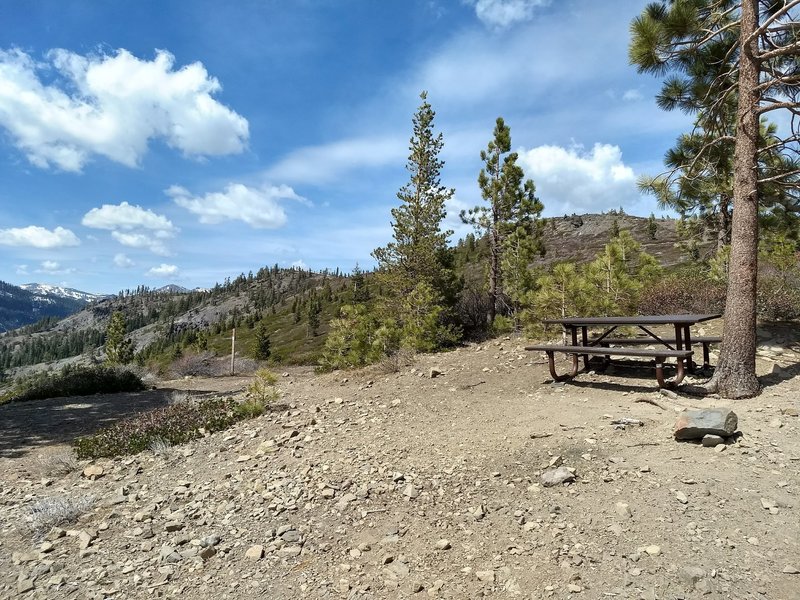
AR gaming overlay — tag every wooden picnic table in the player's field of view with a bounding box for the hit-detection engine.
[528,314,722,388]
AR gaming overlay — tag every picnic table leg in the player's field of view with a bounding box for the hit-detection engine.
[673,324,692,375]
[655,355,687,388]
[580,326,590,370]
[682,325,696,373]
[702,342,711,369]
[545,350,579,382]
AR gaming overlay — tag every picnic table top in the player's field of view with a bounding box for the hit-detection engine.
[542,314,722,327]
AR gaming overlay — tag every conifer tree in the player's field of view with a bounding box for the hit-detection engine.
[253,322,271,360]
[104,311,134,365]
[371,91,458,351]
[630,0,800,398]
[461,117,543,326]
[372,91,454,297]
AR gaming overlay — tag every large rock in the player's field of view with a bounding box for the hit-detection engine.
[540,466,576,487]
[674,408,738,441]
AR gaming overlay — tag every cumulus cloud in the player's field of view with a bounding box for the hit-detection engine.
[264,136,405,186]
[0,48,249,171]
[291,259,308,270]
[168,183,305,229]
[146,263,179,278]
[468,0,551,28]
[517,143,638,214]
[83,202,176,255]
[0,225,80,248]
[113,253,135,268]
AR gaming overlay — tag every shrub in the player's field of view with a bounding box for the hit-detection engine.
[74,395,244,459]
[757,276,800,320]
[27,494,95,540]
[638,273,726,315]
[7,365,146,403]
[170,351,219,377]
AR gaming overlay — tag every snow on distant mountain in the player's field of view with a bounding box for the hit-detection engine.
[155,284,191,294]
[20,283,106,303]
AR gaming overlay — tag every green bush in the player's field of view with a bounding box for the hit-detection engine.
[5,365,145,403]
[74,395,245,459]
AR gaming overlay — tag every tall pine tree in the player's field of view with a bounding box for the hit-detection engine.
[371,91,458,351]
[461,117,544,327]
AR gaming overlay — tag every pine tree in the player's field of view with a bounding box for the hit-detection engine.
[461,117,544,327]
[630,0,800,398]
[253,322,271,360]
[104,311,134,365]
[372,91,454,297]
[351,264,370,304]
[371,91,458,351]
[647,213,658,240]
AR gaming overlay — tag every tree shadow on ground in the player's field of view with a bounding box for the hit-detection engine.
[0,386,239,459]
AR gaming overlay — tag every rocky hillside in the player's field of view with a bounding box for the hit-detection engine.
[0,323,798,599]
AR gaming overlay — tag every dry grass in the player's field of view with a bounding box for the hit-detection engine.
[376,348,417,374]
[26,494,95,539]
[148,436,172,456]
[36,451,79,477]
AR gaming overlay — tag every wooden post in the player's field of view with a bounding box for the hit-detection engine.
[230,327,236,376]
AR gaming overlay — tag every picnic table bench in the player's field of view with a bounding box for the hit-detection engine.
[526,314,721,388]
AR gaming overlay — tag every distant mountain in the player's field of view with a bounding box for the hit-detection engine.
[155,284,191,294]
[20,283,106,303]
[0,281,101,333]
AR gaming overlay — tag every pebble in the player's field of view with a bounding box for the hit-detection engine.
[83,464,104,479]
[675,491,689,504]
[435,539,451,550]
[702,434,725,447]
[615,502,632,518]
[245,545,264,561]
[475,570,495,583]
[782,566,800,574]
[540,466,575,487]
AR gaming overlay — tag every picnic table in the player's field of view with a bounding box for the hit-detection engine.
[526,314,722,388]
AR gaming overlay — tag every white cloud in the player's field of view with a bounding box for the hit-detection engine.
[168,183,304,228]
[291,259,308,270]
[15,264,28,275]
[468,0,551,28]
[36,260,75,274]
[82,201,175,232]
[83,202,176,255]
[0,225,80,248]
[517,143,638,214]
[113,253,135,268]
[111,231,169,256]
[264,136,405,185]
[0,48,249,171]
[146,263,179,278]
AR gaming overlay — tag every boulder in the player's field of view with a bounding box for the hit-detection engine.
[674,408,737,441]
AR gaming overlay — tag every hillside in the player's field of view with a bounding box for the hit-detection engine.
[1,328,798,598]
[0,214,694,377]
[0,267,349,376]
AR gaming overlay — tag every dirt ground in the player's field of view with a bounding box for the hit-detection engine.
[1,328,798,599]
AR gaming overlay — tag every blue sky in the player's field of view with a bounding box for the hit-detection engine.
[0,0,694,294]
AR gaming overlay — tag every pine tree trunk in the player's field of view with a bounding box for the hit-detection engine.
[489,228,499,326]
[707,0,761,398]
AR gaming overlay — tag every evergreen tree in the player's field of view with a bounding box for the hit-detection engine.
[630,0,800,398]
[461,117,544,326]
[371,91,458,351]
[372,91,454,297]
[351,264,370,304]
[104,311,134,365]
[253,322,271,360]
[647,213,658,240]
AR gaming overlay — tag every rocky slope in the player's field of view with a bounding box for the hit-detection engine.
[1,322,798,599]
